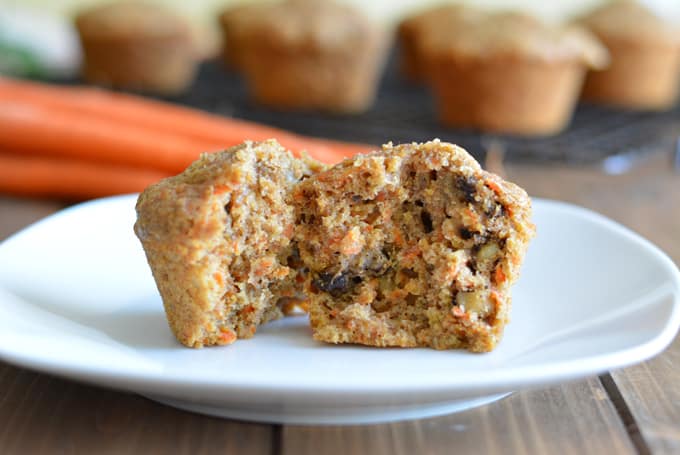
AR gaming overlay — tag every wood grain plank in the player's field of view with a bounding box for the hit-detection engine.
[507,155,680,262]
[282,379,635,455]
[0,196,64,239]
[0,197,273,454]
[508,154,680,455]
[610,352,680,455]
[0,363,273,455]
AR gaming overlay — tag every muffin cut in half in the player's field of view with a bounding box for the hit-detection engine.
[293,140,534,352]
[134,140,323,347]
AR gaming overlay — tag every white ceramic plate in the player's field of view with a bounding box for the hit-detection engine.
[0,195,678,425]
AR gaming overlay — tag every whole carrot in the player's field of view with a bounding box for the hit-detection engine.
[0,78,275,143]
[0,78,368,163]
[0,152,170,199]
[0,102,223,173]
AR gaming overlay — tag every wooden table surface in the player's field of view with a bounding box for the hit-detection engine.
[0,152,678,455]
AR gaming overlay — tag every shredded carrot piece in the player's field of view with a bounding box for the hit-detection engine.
[388,289,408,301]
[283,223,294,238]
[228,168,243,185]
[401,244,421,262]
[253,257,275,276]
[213,185,228,195]
[494,265,506,284]
[392,228,405,247]
[242,305,255,314]
[451,306,468,319]
[272,266,290,279]
[340,226,365,255]
[218,328,237,344]
[485,179,502,195]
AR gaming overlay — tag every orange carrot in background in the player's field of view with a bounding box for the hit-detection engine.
[0,78,285,145]
[0,102,221,173]
[0,77,378,200]
[0,153,170,199]
[0,77,371,164]
[312,137,377,159]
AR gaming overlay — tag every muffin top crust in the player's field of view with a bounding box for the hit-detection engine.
[578,0,680,46]
[222,0,380,53]
[76,2,189,38]
[417,6,608,67]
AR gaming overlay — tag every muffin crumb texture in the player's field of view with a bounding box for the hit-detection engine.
[134,140,321,347]
[293,140,534,352]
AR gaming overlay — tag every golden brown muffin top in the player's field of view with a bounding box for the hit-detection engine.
[75,2,189,39]
[416,6,608,68]
[578,0,680,46]
[399,4,484,36]
[219,2,262,30]
[134,139,323,243]
[221,0,380,52]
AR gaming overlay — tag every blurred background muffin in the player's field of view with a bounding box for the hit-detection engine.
[220,0,389,113]
[578,0,680,110]
[218,3,260,70]
[418,8,608,135]
[75,2,198,95]
[397,4,483,82]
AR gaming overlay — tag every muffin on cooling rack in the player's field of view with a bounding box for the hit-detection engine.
[419,8,608,135]
[578,0,680,110]
[218,3,261,70]
[222,0,388,113]
[75,2,197,95]
[293,140,535,352]
[397,4,483,82]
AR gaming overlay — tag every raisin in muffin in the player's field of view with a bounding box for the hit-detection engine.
[578,0,680,110]
[134,140,324,347]
[225,0,388,113]
[421,9,608,135]
[293,140,534,352]
[75,2,197,95]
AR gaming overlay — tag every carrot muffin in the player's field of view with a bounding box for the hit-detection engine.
[218,3,261,70]
[578,0,680,110]
[422,10,608,135]
[293,140,534,352]
[397,4,483,82]
[134,140,323,348]
[75,2,198,94]
[228,0,388,113]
